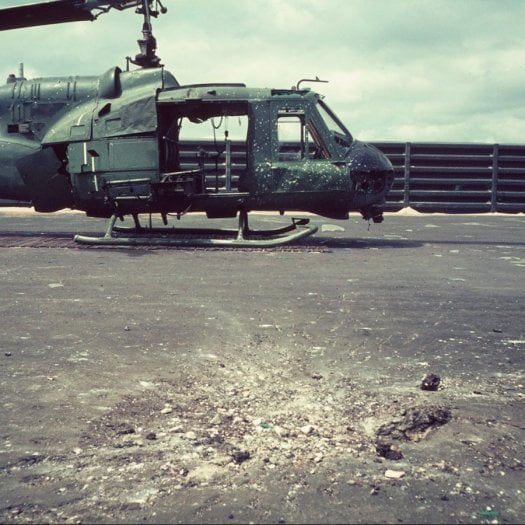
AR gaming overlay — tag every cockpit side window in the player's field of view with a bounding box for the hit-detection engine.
[276,109,330,161]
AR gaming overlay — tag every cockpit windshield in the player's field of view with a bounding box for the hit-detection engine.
[316,99,353,149]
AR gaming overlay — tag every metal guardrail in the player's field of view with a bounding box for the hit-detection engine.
[374,142,525,213]
[2,141,524,213]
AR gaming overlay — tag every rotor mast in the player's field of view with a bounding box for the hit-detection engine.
[130,0,166,68]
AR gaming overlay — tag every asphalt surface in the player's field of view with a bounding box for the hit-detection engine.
[0,209,523,524]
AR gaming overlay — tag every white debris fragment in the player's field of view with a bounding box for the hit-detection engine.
[300,424,315,436]
[139,381,156,389]
[385,469,406,479]
[313,452,324,463]
[321,224,345,232]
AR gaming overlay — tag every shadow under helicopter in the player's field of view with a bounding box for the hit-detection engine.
[6,229,523,251]
[0,229,423,250]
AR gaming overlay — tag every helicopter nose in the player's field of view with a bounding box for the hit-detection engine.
[345,140,394,221]
[346,139,393,180]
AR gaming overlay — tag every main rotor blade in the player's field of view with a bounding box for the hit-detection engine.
[0,1,95,31]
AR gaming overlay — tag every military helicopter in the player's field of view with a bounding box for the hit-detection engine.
[0,0,394,246]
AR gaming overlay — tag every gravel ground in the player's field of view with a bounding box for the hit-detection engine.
[0,210,523,524]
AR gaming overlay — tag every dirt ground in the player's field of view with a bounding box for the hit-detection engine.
[0,210,523,524]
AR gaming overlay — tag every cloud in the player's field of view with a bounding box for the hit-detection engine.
[1,0,524,143]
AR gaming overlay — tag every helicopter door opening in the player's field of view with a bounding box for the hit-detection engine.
[159,102,249,194]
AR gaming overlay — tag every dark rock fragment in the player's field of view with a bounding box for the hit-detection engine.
[375,441,403,460]
[232,450,251,464]
[376,405,451,442]
[420,373,441,391]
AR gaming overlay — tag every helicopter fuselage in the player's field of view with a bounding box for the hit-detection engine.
[0,65,393,222]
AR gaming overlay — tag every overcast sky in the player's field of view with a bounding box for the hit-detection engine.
[2,0,524,144]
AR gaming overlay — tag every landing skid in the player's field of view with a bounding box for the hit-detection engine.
[73,211,318,247]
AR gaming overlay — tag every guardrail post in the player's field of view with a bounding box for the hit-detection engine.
[403,142,411,208]
[491,143,499,212]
